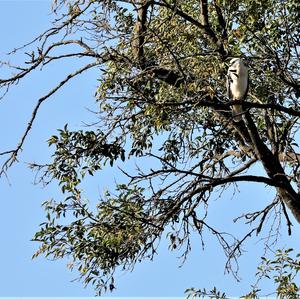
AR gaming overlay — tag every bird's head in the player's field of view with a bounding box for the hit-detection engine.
[229,58,248,67]
[229,58,241,66]
[228,58,248,75]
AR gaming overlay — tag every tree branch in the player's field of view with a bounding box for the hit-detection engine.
[199,0,209,26]
[131,0,148,68]
[153,0,226,56]
[0,62,99,177]
[0,39,98,89]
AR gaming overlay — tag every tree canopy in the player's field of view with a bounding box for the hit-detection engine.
[1,0,300,295]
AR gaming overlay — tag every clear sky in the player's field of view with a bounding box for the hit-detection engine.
[1,0,300,297]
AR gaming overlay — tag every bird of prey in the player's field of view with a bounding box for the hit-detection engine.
[227,58,249,122]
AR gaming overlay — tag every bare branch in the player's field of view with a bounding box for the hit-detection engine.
[281,201,293,235]
[0,61,99,177]
[0,39,98,89]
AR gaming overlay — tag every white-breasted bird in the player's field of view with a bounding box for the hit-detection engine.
[227,58,249,122]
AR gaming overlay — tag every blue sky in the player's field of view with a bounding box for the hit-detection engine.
[1,0,300,297]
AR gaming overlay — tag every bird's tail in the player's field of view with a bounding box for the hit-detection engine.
[232,104,243,122]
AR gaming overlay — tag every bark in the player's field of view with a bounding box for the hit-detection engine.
[243,112,300,224]
[132,0,148,68]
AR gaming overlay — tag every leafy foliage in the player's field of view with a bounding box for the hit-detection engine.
[33,184,163,295]
[1,0,300,295]
[47,125,125,193]
[186,248,300,298]
[185,286,228,299]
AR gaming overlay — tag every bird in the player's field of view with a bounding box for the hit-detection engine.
[227,58,249,122]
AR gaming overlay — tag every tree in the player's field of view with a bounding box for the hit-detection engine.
[0,0,300,295]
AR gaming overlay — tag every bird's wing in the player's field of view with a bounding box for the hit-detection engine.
[226,74,232,99]
[244,74,249,99]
